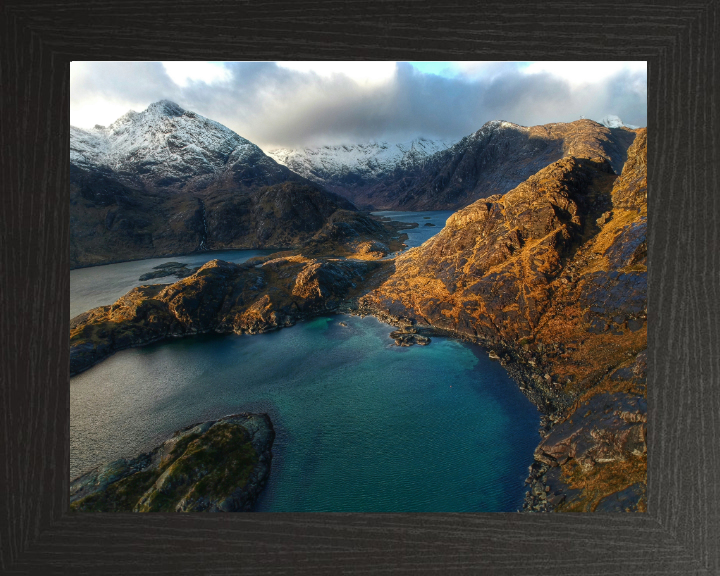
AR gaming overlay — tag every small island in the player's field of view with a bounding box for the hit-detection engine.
[70,413,274,512]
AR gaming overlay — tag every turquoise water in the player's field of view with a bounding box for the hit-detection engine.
[70,315,540,512]
[70,212,539,511]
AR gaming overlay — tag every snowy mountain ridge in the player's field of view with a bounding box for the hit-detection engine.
[70,100,269,187]
[266,136,457,187]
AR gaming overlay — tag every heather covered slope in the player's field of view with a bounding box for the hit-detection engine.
[70,176,355,267]
[315,119,637,211]
[70,101,356,268]
[359,129,648,511]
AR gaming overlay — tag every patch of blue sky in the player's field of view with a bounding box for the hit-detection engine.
[406,62,459,77]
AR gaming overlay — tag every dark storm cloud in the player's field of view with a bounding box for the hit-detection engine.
[71,61,647,150]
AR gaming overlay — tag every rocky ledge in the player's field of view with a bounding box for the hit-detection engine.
[523,351,647,511]
[70,413,274,512]
[388,326,431,346]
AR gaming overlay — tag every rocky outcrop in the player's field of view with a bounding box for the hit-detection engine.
[300,210,414,259]
[357,129,648,510]
[359,156,607,345]
[524,351,647,512]
[138,261,199,281]
[70,413,274,512]
[70,101,356,268]
[611,128,647,210]
[70,256,387,375]
[388,327,431,346]
[535,391,647,470]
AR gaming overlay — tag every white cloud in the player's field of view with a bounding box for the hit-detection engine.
[70,98,142,129]
[69,61,647,148]
[522,61,647,87]
[275,61,397,86]
[162,62,231,87]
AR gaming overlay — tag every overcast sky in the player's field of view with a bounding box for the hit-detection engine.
[70,61,647,151]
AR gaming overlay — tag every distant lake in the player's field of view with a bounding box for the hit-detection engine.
[71,315,540,512]
[373,210,455,248]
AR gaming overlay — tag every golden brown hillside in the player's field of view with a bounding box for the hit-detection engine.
[358,129,648,511]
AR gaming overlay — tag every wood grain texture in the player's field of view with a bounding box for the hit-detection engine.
[1,0,718,573]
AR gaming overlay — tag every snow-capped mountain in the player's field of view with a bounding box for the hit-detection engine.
[267,137,456,191]
[600,115,639,129]
[69,101,355,268]
[71,100,295,193]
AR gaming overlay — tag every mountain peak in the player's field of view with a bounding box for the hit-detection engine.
[146,99,185,117]
[71,101,268,188]
[471,120,525,137]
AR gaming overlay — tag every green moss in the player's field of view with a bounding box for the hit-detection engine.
[71,470,157,512]
[72,422,259,513]
[169,431,202,459]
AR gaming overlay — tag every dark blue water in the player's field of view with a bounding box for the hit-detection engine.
[70,315,540,512]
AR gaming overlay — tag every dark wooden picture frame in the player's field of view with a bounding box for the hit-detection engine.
[1,1,718,573]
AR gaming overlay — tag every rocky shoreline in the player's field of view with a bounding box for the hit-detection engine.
[70,256,391,376]
[71,257,645,512]
[347,295,646,512]
[344,302,574,509]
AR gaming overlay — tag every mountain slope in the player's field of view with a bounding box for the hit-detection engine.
[71,100,300,194]
[359,129,648,511]
[70,101,355,268]
[281,120,638,211]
